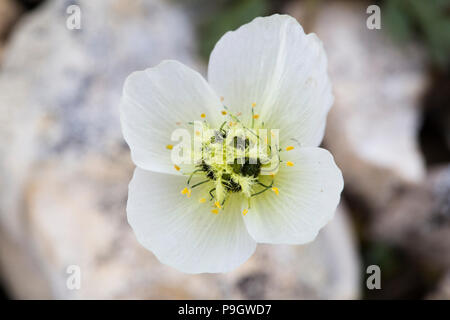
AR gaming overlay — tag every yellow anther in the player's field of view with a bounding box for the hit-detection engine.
[251,103,256,108]
[174,165,180,171]
[214,201,222,209]
[195,130,201,136]
[286,161,294,167]
[270,173,275,178]
[199,198,206,203]
[271,187,279,195]
[166,144,173,150]
[211,209,219,214]
[253,114,259,119]
[286,146,294,151]
[200,113,206,118]
[181,187,188,195]
[221,110,227,115]
[242,209,249,216]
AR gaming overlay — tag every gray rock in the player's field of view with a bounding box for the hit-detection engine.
[0,0,23,65]
[427,271,450,300]
[0,0,360,299]
[372,165,450,272]
[0,0,22,41]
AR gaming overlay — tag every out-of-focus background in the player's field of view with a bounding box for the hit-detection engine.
[0,0,449,299]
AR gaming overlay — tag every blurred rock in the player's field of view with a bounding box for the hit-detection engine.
[420,72,450,165]
[0,225,53,299]
[372,165,450,272]
[427,271,450,300]
[0,0,23,64]
[0,0,360,299]
[289,2,427,210]
[0,0,23,41]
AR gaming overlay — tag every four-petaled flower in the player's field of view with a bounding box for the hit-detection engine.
[120,14,344,273]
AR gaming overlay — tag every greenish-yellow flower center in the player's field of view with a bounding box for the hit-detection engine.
[171,103,296,215]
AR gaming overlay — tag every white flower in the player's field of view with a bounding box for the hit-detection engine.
[120,14,343,273]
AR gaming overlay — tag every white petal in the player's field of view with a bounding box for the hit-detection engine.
[127,168,257,273]
[243,147,343,244]
[208,14,333,147]
[120,60,223,174]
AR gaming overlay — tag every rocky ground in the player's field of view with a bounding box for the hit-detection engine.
[0,0,448,299]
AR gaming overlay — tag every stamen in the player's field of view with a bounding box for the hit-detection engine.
[201,113,206,118]
[251,187,271,197]
[256,181,273,188]
[191,180,210,189]
[251,107,255,128]
[166,144,173,150]
[174,165,180,171]
[219,121,227,133]
[209,188,216,200]
[181,187,188,195]
[286,161,294,167]
[220,96,224,102]
[242,209,249,216]
[221,110,227,115]
[286,146,294,151]
[251,180,274,197]
[271,187,279,195]
[253,114,259,119]
[251,103,256,108]
[214,201,222,209]
[211,209,219,214]
[187,169,202,185]
[199,198,206,203]
[187,189,192,198]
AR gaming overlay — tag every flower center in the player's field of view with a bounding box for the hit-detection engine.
[171,102,296,215]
